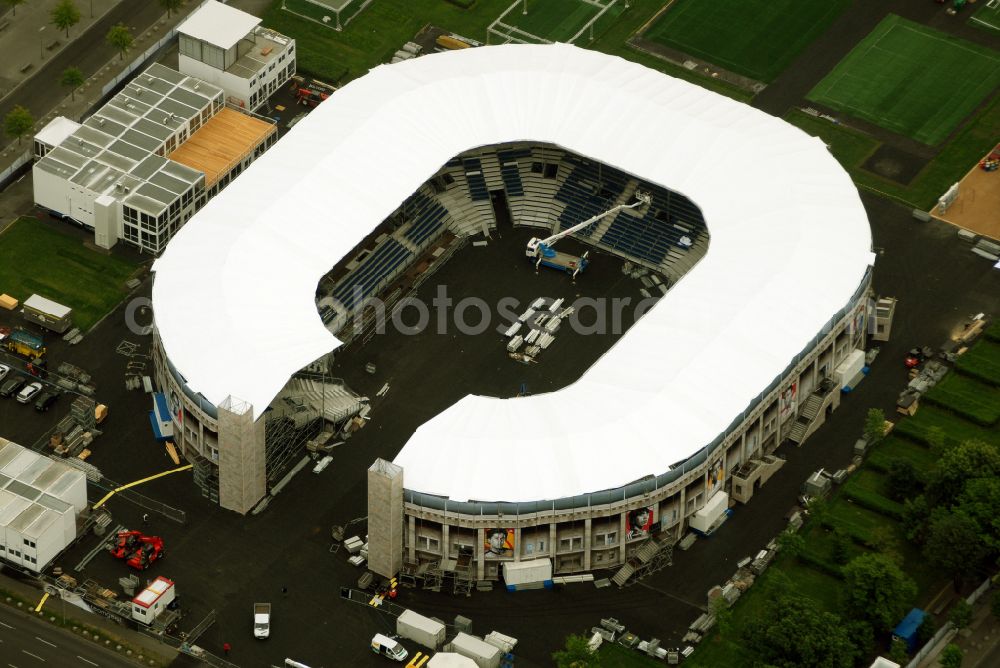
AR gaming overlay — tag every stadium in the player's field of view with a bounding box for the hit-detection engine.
[150,43,874,582]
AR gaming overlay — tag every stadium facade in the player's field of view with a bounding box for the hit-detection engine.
[151,44,874,578]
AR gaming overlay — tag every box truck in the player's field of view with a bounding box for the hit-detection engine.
[397,609,446,650]
[253,602,271,639]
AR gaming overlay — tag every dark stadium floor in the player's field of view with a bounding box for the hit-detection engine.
[4,193,1000,668]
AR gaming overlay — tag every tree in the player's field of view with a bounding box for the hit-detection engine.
[105,23,134,61]
[51,0,81,38]
[957,477,1000,551]
[924,508,992,589]
[887,459,921,501]
[777,529,805,558]
[842,553,917,632]
[4,105,34,146]
[903,494,931,544]
[553,634,599,668]
[940,643,963,668]
[59,66,85,101]
[949,599,972,630]
[831,529,852,565]
[991,590,1000,621]
[888,637,910,664]
[2,0,27,17]
[711,595,734,639]
[927,439,1000,506]
[159,0,183,17]
[864,408,887,447]
[743,594,859,668]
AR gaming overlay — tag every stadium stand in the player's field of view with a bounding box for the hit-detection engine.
[331,238,412,310]
[401,191,449,247]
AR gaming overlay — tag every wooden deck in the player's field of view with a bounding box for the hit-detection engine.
[931,150,1000,242]
[169,108,275,187]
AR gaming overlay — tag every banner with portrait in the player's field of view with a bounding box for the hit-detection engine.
[707,457,724,493]
[484,528,514,558]
[625,506,654,542]
[779,381,798,422]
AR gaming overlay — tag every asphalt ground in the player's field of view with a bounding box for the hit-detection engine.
[0,601,136,668]
[0,0,166,126]
[0,189,994,668]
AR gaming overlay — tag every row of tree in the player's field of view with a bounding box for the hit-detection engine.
[2,0,185,33]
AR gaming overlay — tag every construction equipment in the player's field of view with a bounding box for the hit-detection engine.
[109,530,143,559]
[525,192,651,277]
[5,327,46,360]
[126,535,165,570]
[291,76,336,108]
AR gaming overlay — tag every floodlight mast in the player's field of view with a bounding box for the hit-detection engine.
[525,191,651,277]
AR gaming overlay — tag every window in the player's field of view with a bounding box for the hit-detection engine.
[417,535,439,552]
[23,539,35,548]
[558,536,583,552]
[594,532,617,547]
[544,163,558,178]
[531,162,543,174]
[27,556,36,564]
[524,542,533,555]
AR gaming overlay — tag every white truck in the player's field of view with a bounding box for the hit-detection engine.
[253,602,271,639]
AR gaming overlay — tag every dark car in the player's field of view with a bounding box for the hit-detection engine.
[0,376,26,398]
[34,391,59,412]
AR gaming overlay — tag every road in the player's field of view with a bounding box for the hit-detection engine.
[0,601,136,668]
[0,0,165,124]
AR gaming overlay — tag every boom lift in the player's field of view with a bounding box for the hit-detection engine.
[525,192,651,278]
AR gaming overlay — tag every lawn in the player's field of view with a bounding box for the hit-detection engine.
[897,404,999,447]
[924,372,1000,426]
[0,217,140,332]
[866,435,940,472]
[786,91,1000,209]
[501,0,612,44]
[808,15,1000,145]
[955,339,1000,386]
[644,0,851,82]
[599,641,668,667]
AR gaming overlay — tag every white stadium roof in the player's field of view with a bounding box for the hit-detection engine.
[152,44,874,502]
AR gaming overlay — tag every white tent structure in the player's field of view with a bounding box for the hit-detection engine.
[152,43,873,503]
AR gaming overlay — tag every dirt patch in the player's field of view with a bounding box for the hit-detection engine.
[862,144,926,185]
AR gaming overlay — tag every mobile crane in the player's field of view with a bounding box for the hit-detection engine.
[525,192,651,278]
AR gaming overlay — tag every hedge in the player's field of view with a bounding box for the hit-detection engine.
[842,487,905,521]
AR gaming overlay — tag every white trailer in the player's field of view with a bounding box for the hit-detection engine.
[502,558,552,591]
[447,633,501,668]
[397,609,446,649]
[131,577,175,625]
[688,491,730,535]
[22,294,73,334]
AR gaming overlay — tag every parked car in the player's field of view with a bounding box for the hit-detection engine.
[34,391,58,412]
[0,363,9,382]
[0,376,25,398]
[16,381,43,404]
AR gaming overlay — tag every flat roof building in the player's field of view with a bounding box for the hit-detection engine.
[33,63,277,254]
[178,0,296,112]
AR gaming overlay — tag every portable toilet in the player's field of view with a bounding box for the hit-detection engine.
[891,608,926,653]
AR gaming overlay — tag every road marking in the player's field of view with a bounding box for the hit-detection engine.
[0,621,14,628]
[34,637,56,648]
[20,651,44,662]
[76,658,98,667]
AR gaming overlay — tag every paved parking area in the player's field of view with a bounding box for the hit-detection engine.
[0,191,993,668]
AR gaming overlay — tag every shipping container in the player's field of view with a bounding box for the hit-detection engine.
[397,609,446,649]
[502,558,553,590]
[447,633,501,668]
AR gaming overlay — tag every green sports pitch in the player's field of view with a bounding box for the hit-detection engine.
[500,0,620,44]
[970,1,1000,33]
[643,0,851,82]
[808,15,1000,146]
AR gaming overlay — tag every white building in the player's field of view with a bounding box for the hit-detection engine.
[178,0,296,112]
[0,438,87,573]
[33,63,277,254]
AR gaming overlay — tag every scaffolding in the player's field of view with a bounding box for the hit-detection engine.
[264,410,323,485]
[611,536,674,587]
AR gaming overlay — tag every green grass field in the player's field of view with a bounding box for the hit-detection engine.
[502,0,603,43]
[955,339,1000,386]
[808,15,1000,145]
[644,0,851,82]
[970,1,1000,33]
[0,218,140,332]
[924,372,1000,426]
[866,434,940,471]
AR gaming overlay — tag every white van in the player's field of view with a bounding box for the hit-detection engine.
[371,633,408,662]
